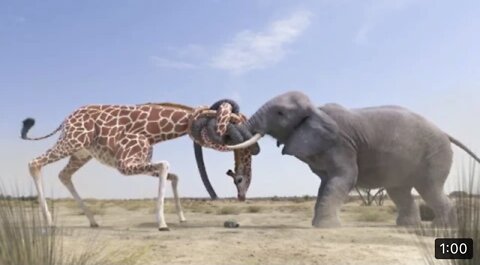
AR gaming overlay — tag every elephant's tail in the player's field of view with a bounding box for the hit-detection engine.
[448,135,480,163]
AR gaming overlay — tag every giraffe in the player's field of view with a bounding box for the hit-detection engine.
[21,102,252,231]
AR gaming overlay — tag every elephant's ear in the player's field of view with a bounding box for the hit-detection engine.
[282,108,339,159]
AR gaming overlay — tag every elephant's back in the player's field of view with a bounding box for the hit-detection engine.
[354,105,449,147]
[351,106,452,188]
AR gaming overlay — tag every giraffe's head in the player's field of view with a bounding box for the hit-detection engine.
[226,148,252,201]
[226,169,250,201]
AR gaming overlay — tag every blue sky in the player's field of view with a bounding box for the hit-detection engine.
[1,0,479,199]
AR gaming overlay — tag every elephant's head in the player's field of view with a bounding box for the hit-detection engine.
[227,91,339,159]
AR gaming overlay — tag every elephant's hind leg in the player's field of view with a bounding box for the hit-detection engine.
[386,187,421,226]
[416,184,457,227]
[415,152,457,227]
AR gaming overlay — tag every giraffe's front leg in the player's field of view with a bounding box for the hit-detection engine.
[168,173,186,223]
[116,134,175,231]
[154,160,170,231]
[119,159,172,231]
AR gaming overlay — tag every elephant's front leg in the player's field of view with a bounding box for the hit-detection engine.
[312,170,357,228]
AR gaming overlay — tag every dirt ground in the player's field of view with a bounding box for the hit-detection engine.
[53,198,435,265]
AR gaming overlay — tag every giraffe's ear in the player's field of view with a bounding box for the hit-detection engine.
[226,169,235,178]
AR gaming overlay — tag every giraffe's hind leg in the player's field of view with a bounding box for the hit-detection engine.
[29,131,91,227]
[59,152,99,227]
[29,145,83,226]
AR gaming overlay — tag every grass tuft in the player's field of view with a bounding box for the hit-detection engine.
[246,205,262,213]
[0,189,115,265]
[415,162,480,265]
[355,208,391,222]
[217,206,241,215]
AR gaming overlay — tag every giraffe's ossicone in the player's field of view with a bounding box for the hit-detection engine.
[21,101,255,230]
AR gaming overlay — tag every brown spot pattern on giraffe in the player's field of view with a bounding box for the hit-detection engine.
[28,102,252,195]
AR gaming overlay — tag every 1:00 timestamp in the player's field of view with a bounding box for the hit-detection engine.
[435,238,473,259]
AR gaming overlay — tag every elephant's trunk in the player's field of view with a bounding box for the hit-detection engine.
[246,103,269,134]
[226,104,269,149]
[194,142,218,200]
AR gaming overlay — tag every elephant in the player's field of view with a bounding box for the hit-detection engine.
[227,91,480,228]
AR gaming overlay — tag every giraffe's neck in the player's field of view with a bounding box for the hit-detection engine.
[234,149,251,175]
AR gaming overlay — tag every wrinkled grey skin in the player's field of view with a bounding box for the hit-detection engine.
[237,91,480,228]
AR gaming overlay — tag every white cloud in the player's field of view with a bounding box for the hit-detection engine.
[354,0,416,45]
[150,56,197,70]
[210,10,312,74]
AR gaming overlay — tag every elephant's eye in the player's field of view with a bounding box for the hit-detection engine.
[277,111,284,116]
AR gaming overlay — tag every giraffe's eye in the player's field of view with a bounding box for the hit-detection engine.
[235,178,243,184]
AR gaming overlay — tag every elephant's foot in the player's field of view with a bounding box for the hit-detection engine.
[432,211,458,228]
[312,216,341,228]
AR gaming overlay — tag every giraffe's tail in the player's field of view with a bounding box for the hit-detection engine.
[21,118,62,141]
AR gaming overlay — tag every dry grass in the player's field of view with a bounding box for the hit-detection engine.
[115,199,152,211]
[72,203,107,216]
[0,195,108,265]
[3,195,433,264]
[246,205,262,213]
[415,163,480,265]
[217,206,241,215]
[356,208,391,222]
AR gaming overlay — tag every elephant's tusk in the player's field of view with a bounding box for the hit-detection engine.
[226,133,263,149]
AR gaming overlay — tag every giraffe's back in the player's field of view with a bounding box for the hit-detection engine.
[59,104,192,167]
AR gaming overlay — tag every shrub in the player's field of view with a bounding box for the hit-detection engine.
[419,203,435,221]
[246,206,262,213]
[0,190,106,265]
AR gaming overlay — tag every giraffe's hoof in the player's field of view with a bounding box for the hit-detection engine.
[159,227,170,231]
[90,223,99,228]
[180,219,187,223]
